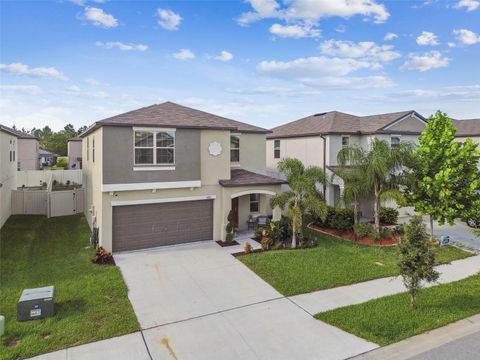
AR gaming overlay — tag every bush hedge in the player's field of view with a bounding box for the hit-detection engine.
[315,206,354,231]
[380,207,399,225]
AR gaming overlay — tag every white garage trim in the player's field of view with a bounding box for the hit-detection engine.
[111,194,216,207]
[102,180,201,192]
[230,189,276,199]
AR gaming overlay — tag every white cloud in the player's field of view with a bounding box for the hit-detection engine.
[238,0,390,25]
[453,29,480,45]
[388,85,480,102]
[0,62,68,81]
[83,7,118,28]
[269,23,320,38]
[256,55,394,88]
[319,40,401,62]
[172,49,195,60]
[208,50,234,62]
[157,9,182,30]
[400,51,450,72]
[67,85,82,92]
[455,0,479,11]
[384,32,397,41]
[85,78,100,85]
[416,31,439,46]
[0,85,42,94]
[335,25,346,33]
[92,91,109,98]
[95,41,148,51]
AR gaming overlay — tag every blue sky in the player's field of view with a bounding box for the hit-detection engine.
[1,0,479,131]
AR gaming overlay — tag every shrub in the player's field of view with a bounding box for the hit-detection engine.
[380,207,399,225]
[299,233,318,248]
[92,247,115,265]
[261,231,273,250]
[267,216,292,244]
[244,242,253,254]
[225,210,234,243]
[315,206,354,231]
[255,227,264,241]
[354,222,374,239]
[380,227,393,239]
[57,157,68,169]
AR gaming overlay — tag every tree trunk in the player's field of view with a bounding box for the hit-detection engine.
[429,215,434,242]
[353,197,359,225]
[410,292,416,308]
[291,222,297,249]
[373,182,380,231]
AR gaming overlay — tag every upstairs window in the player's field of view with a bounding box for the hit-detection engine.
[274,140,280,159]
[391,136,401,147]
[230,135,240,162]
[92,136,95,162]
[86,137,89,161]
[134,130,175,165]
[250,194,260,212]
[342,136,350,148]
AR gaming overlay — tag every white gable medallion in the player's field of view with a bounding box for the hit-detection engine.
[208,141,222,156]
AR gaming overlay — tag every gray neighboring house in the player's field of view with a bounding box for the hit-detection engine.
[0,125,18,228]
[67,137,82,169]
[38,149,59,167]
[0,125,39,170]
[266,110,427,217]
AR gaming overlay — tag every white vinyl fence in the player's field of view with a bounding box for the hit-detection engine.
[17,170,82,188]
[12,188,84,218]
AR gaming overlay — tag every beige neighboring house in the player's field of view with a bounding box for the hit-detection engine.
[67,137,82,169]
[0,125,19,228]
[0,126,39,170]
[81,101,285,253]
[454,118,480,145]
[266,110,427,218]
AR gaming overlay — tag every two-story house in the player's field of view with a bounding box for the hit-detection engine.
[266,110,427,218]
[81,102,285,252]
[0,125,19,228]
[67,137,82,169]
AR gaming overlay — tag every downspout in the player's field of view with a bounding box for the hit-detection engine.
[319,134,327,196]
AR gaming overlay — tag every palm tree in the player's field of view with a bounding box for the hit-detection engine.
[337,138,413,231]
[335,167,369,226]
[269,158,328,248]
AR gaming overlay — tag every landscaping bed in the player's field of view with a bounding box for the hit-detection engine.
[238,228,472,296]
[315,274,480,345]
[0,215,139,360]
[308,224,399,246]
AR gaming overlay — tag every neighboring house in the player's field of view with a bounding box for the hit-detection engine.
[267,110,427,218]
[67,137,82,169]
[454,118,480,169]
[0,125,18,228]
[38,149,59,167]
[0,125,39,170]
[81,101,285,252]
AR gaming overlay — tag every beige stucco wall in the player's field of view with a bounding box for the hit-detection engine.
[237,133,267,174]
[385,115,426,133]
[68,140,82,169]
[266,136,324,173]
[0,131,18,228]
[82,128,103,236]
[18,138,39,170]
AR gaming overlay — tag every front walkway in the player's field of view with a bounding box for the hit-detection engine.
[289,255,480,315]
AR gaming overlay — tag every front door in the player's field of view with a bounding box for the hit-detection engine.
[231,198,239,228]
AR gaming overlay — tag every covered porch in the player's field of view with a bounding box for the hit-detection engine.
[219,168,287,239]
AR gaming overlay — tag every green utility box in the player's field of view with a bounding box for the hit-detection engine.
[17,286,55,321]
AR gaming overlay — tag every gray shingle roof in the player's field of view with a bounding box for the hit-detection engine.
[454,119,480,137]
[267,110,422,139]
[0,124,37,139]
[219,169,287,187]
[82,101,269,136]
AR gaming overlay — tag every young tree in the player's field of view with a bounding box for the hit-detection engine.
[398,215,439,308]
[406,111,480,241]
[269,158,328,248]
[225,210,235,243]
[338,138,413,231]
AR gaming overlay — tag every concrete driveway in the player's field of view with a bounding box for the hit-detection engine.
[428,219,480,252]
[115,241,377,360]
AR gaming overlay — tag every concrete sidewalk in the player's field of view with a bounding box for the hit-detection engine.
[353,314,480,360]
[289,255,480,315]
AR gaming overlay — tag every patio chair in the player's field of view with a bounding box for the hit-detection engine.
[256,216,270,228]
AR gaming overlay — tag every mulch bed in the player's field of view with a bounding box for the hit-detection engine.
[231,248,264,257]
[308,224,399,246]
[216,240,240,247]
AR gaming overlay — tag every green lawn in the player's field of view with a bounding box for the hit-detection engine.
[0,215,139,360]
[238,228,472,296]
[315,274,480,345]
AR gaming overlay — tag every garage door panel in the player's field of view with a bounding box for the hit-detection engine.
[112,200,213,252]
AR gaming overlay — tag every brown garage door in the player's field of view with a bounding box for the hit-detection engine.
[112,200,213,252]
